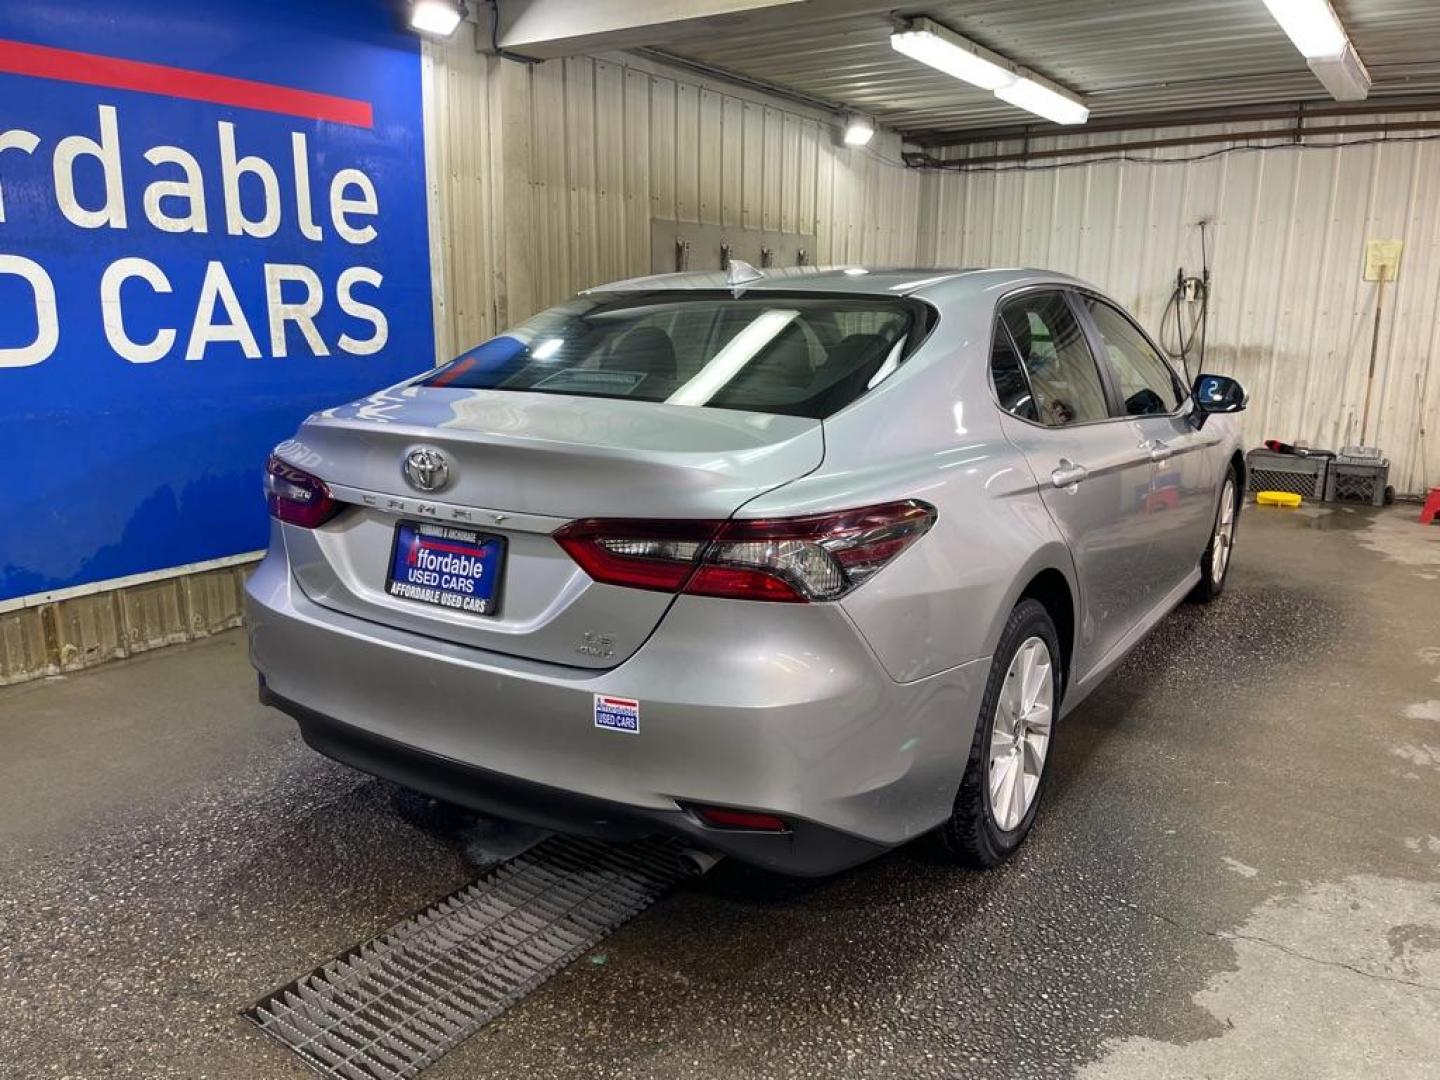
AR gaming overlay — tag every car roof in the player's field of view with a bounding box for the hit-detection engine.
[582,265,1091,304]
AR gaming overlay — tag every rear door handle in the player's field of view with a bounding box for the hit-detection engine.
[1050,460,1089,488]
[1147,440,1174,462]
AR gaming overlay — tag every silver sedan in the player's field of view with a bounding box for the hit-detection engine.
[247,266,1246,875]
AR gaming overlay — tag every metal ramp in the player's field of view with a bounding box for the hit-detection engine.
[245,835,688,1078]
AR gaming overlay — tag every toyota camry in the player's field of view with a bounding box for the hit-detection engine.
[246,265,1247,875]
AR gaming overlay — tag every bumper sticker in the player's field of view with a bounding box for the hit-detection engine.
[594,694,640,734]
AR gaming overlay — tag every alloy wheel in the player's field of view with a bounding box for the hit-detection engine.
[1212,478,1237,583]
[988,636,1054,832]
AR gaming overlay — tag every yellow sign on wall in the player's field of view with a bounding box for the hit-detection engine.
[1364,239,1403,282]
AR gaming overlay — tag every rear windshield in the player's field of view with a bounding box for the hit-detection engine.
[421,292,922,419]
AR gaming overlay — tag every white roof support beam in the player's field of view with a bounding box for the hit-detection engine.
[493,0,806,59]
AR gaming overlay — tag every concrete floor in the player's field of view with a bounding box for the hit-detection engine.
[2,503,1438,1079]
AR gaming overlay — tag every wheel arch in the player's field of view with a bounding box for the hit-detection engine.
[1017,568,1075,695]
[984,544,1079,696]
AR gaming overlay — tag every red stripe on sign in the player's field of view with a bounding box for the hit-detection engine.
[0,38,373,128]
[600,697,636,707]
[419,539,488,557]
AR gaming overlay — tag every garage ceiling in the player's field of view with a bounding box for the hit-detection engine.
[649,0,1440,141]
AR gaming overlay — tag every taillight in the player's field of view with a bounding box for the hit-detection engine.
[553,500,935,602]
[696,501,936,601]
[553,519,723,592]
[264,454,341,528]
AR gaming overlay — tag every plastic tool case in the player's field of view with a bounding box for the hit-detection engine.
[1245,448,1328,500]
[1324,447,1389,506]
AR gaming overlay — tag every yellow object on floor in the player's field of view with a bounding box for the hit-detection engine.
[1256,490,1302,507]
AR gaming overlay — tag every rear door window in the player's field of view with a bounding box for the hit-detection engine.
[424,294,920,420]
[1080,296,1185,415]
[990,323,1038,421]
[999,292,1110,426]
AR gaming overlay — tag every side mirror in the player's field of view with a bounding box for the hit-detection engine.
[1189,374,1246,429]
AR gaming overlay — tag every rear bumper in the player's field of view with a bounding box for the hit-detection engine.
[266,687,889,875]
[246,549,989,876]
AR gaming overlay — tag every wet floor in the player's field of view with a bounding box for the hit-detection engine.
[2,503,1438,1078]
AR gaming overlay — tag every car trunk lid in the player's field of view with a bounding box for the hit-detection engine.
[278,387,823,668]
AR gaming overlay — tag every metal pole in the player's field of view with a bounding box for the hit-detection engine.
[1360,267,1386,447]
[907,120,1440,170]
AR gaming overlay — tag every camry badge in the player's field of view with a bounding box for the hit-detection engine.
[403,447,450,493]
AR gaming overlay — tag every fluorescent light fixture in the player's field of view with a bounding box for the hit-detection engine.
[1261,0,1369,100]
[889,18,1016,91]
[995,77,1089,125]
[1260,0,1348,59]
[409,0,467,38]
[842,115,876,146]
[889,16,1089,126]
[1309,42,1371,100]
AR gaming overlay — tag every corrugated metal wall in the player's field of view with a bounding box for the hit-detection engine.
[428,47,1438,495]
[0,564,250,686]
[924,119,1440,495]
[428,43,924,360]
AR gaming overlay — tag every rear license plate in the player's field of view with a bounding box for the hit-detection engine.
[386,522,505,616]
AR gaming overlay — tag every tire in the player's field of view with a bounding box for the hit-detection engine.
[934,598,1061,868]
[1188,466,1239,604]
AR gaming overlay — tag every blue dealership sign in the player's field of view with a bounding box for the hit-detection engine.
[0,0,434,601]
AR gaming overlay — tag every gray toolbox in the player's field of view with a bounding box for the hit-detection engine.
[1245,448,1328,500]
[1324,446,1389,506]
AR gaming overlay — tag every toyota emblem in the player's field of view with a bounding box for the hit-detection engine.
[403,447,450,493]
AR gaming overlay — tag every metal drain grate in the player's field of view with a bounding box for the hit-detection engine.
[245,835,689,1078]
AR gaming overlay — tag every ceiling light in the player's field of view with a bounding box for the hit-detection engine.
[1309,42,1371,100]
[889,18,1016,92]
[889,16,1088,126]
[842,115,875,146]
[1260,0,1347,59]
[409,0,467,39]
[1260,0,1369,101]
[995,77,1089,125]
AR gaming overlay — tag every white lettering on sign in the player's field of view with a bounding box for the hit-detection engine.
[101,257,175,364]
[218,120,280,239]
[264,263,329,357]
[54,104,127,230]
[330,168,378,244]
[187,261,260,360]
[337,266,387,355]
[291,132,323,242]
[142,145,208,234]
[0,254,59,368]
[0,128,40,223]
[0,103,395,366]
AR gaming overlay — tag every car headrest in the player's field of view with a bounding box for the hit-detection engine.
[759,324,813,387]
[806,333,894,416]
[609,326,677,383]
[826,333,888,368]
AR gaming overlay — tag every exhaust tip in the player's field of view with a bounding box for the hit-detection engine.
[677,847,723,877]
